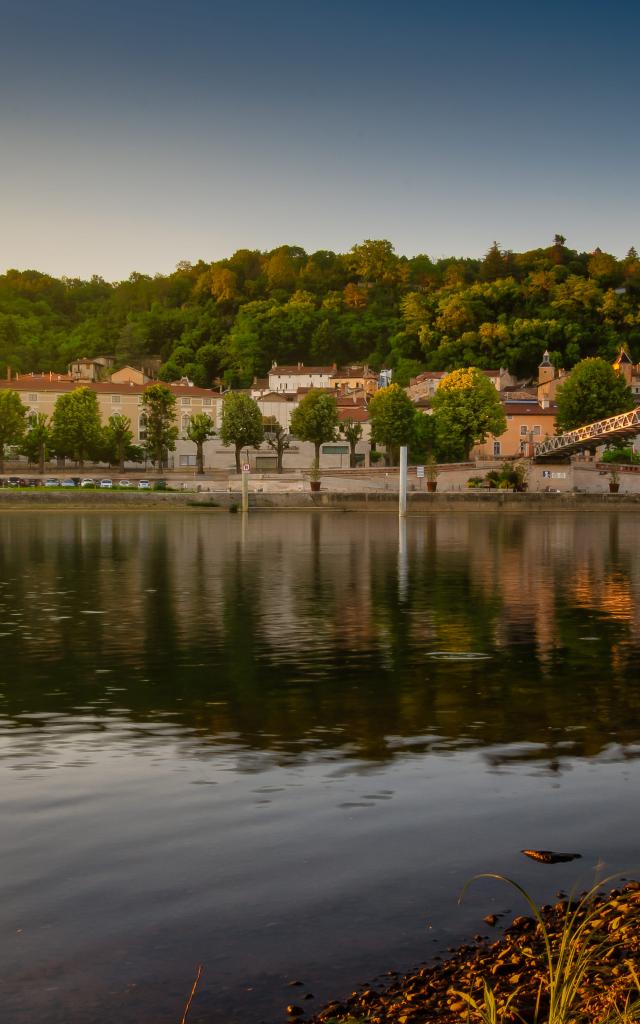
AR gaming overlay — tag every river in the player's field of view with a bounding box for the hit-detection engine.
[1,510,639,1023]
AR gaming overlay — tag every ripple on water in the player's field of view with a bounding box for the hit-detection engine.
[426,651,492,661]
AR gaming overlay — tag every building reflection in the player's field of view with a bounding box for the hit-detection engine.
[0,510,639,770]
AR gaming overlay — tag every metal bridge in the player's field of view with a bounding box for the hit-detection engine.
[534,407,640,460]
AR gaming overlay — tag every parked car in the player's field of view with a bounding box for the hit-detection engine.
[61,479,77,488]
[7,476,26,487]
[44,478,61,487]
[99,478,113,489]
[137,479,151,489]
[118,479,131,487]
[80,479,95,488]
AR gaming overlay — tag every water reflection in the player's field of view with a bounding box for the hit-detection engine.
[2,511,640,1024]
[1,511,640,769]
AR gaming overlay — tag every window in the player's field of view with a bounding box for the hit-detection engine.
[179,455,197,467]
[520,441,527,454]
[111,394,121,404]
[322,444,349,455]
[28,393,38,402]
[533,425,541,436]
[139,414,148,441]
[181,414,190,432]
[520,425,528,436]
[181,397,191,406]
[493,441,501,457]
[203,398,212,407]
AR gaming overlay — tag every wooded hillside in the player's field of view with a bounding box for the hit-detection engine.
[1,237,639,388]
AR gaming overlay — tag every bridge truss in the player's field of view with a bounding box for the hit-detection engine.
[534,407,640,460]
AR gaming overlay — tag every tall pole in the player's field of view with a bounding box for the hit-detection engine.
[399,445,408,517]
[241,467,249,513]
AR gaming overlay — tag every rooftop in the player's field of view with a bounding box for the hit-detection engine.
[0,378,218,398]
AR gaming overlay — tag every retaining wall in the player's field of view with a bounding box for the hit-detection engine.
[1,489,640,512]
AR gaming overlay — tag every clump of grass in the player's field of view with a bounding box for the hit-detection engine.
[457,873,640,1024]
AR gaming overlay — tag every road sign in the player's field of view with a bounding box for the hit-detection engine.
[242,463,250,473]
[416,465,425,478]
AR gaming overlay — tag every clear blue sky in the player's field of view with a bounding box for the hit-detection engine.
[1,0,639,280]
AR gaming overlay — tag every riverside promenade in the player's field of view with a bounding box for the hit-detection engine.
[1,460,640,508]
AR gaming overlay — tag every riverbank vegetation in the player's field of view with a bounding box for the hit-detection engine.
[1,238,640,388]
[309,878,640,1024]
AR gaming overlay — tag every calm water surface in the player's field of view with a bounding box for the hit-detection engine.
[1,510,640,1024]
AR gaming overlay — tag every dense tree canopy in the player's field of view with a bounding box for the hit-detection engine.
[141,383,178,469]
[1,238,638,391]
[21,412,51,473]
[0,390,27,472]
[368,384,416,465]
[51,387,102,467]
[186,412,216,475]
[289,389,339,465]
[555,357,635,432]
[103,413,135,472]
[431,367,507,460]
[219,393,264,473]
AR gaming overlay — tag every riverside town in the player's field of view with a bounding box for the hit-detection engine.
[1,343,640,497]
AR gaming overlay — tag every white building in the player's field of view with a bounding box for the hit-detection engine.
[268,363,336,393]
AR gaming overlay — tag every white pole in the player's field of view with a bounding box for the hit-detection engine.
[399,445,408,517]
[241,469,249,513]
[398,515,408,601]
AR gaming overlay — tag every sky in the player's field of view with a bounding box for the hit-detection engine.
[1,0,639,281]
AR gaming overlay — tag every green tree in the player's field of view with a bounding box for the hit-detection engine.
[339,418,363,468]
[141,383,178,469]
[410,409,437,464]
[350,239,399,285]
[21,412,51,473]
[555,358,635,432]
[104,413,134,472]
[431,367,507,460]
[368,383,416,465]
[219,392,264,473]
[0,390,27,473]
[186,412,216,475]
[263,416,290,473]
[480,241,508,280]
[51,387,103,467]
[290,389,339,466]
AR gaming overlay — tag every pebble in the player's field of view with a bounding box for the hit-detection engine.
[308,881,640,1024]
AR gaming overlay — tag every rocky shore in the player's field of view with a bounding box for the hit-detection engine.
[300,881,640,1024]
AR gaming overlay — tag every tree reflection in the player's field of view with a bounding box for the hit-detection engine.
[0,511,639,770]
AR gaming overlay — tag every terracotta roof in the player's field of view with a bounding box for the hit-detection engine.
[295,386,333,396]
[502,386,538,400]
[337,407,369,422]
[413,369,501,384]
[0,378,218,398]
[502,402,557,416]
[413,371,447,381]
[336,393,368,406]
[10,372,73,382]
[257,392,294,403]
[270,365,335,375]
[331,366,377,379]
